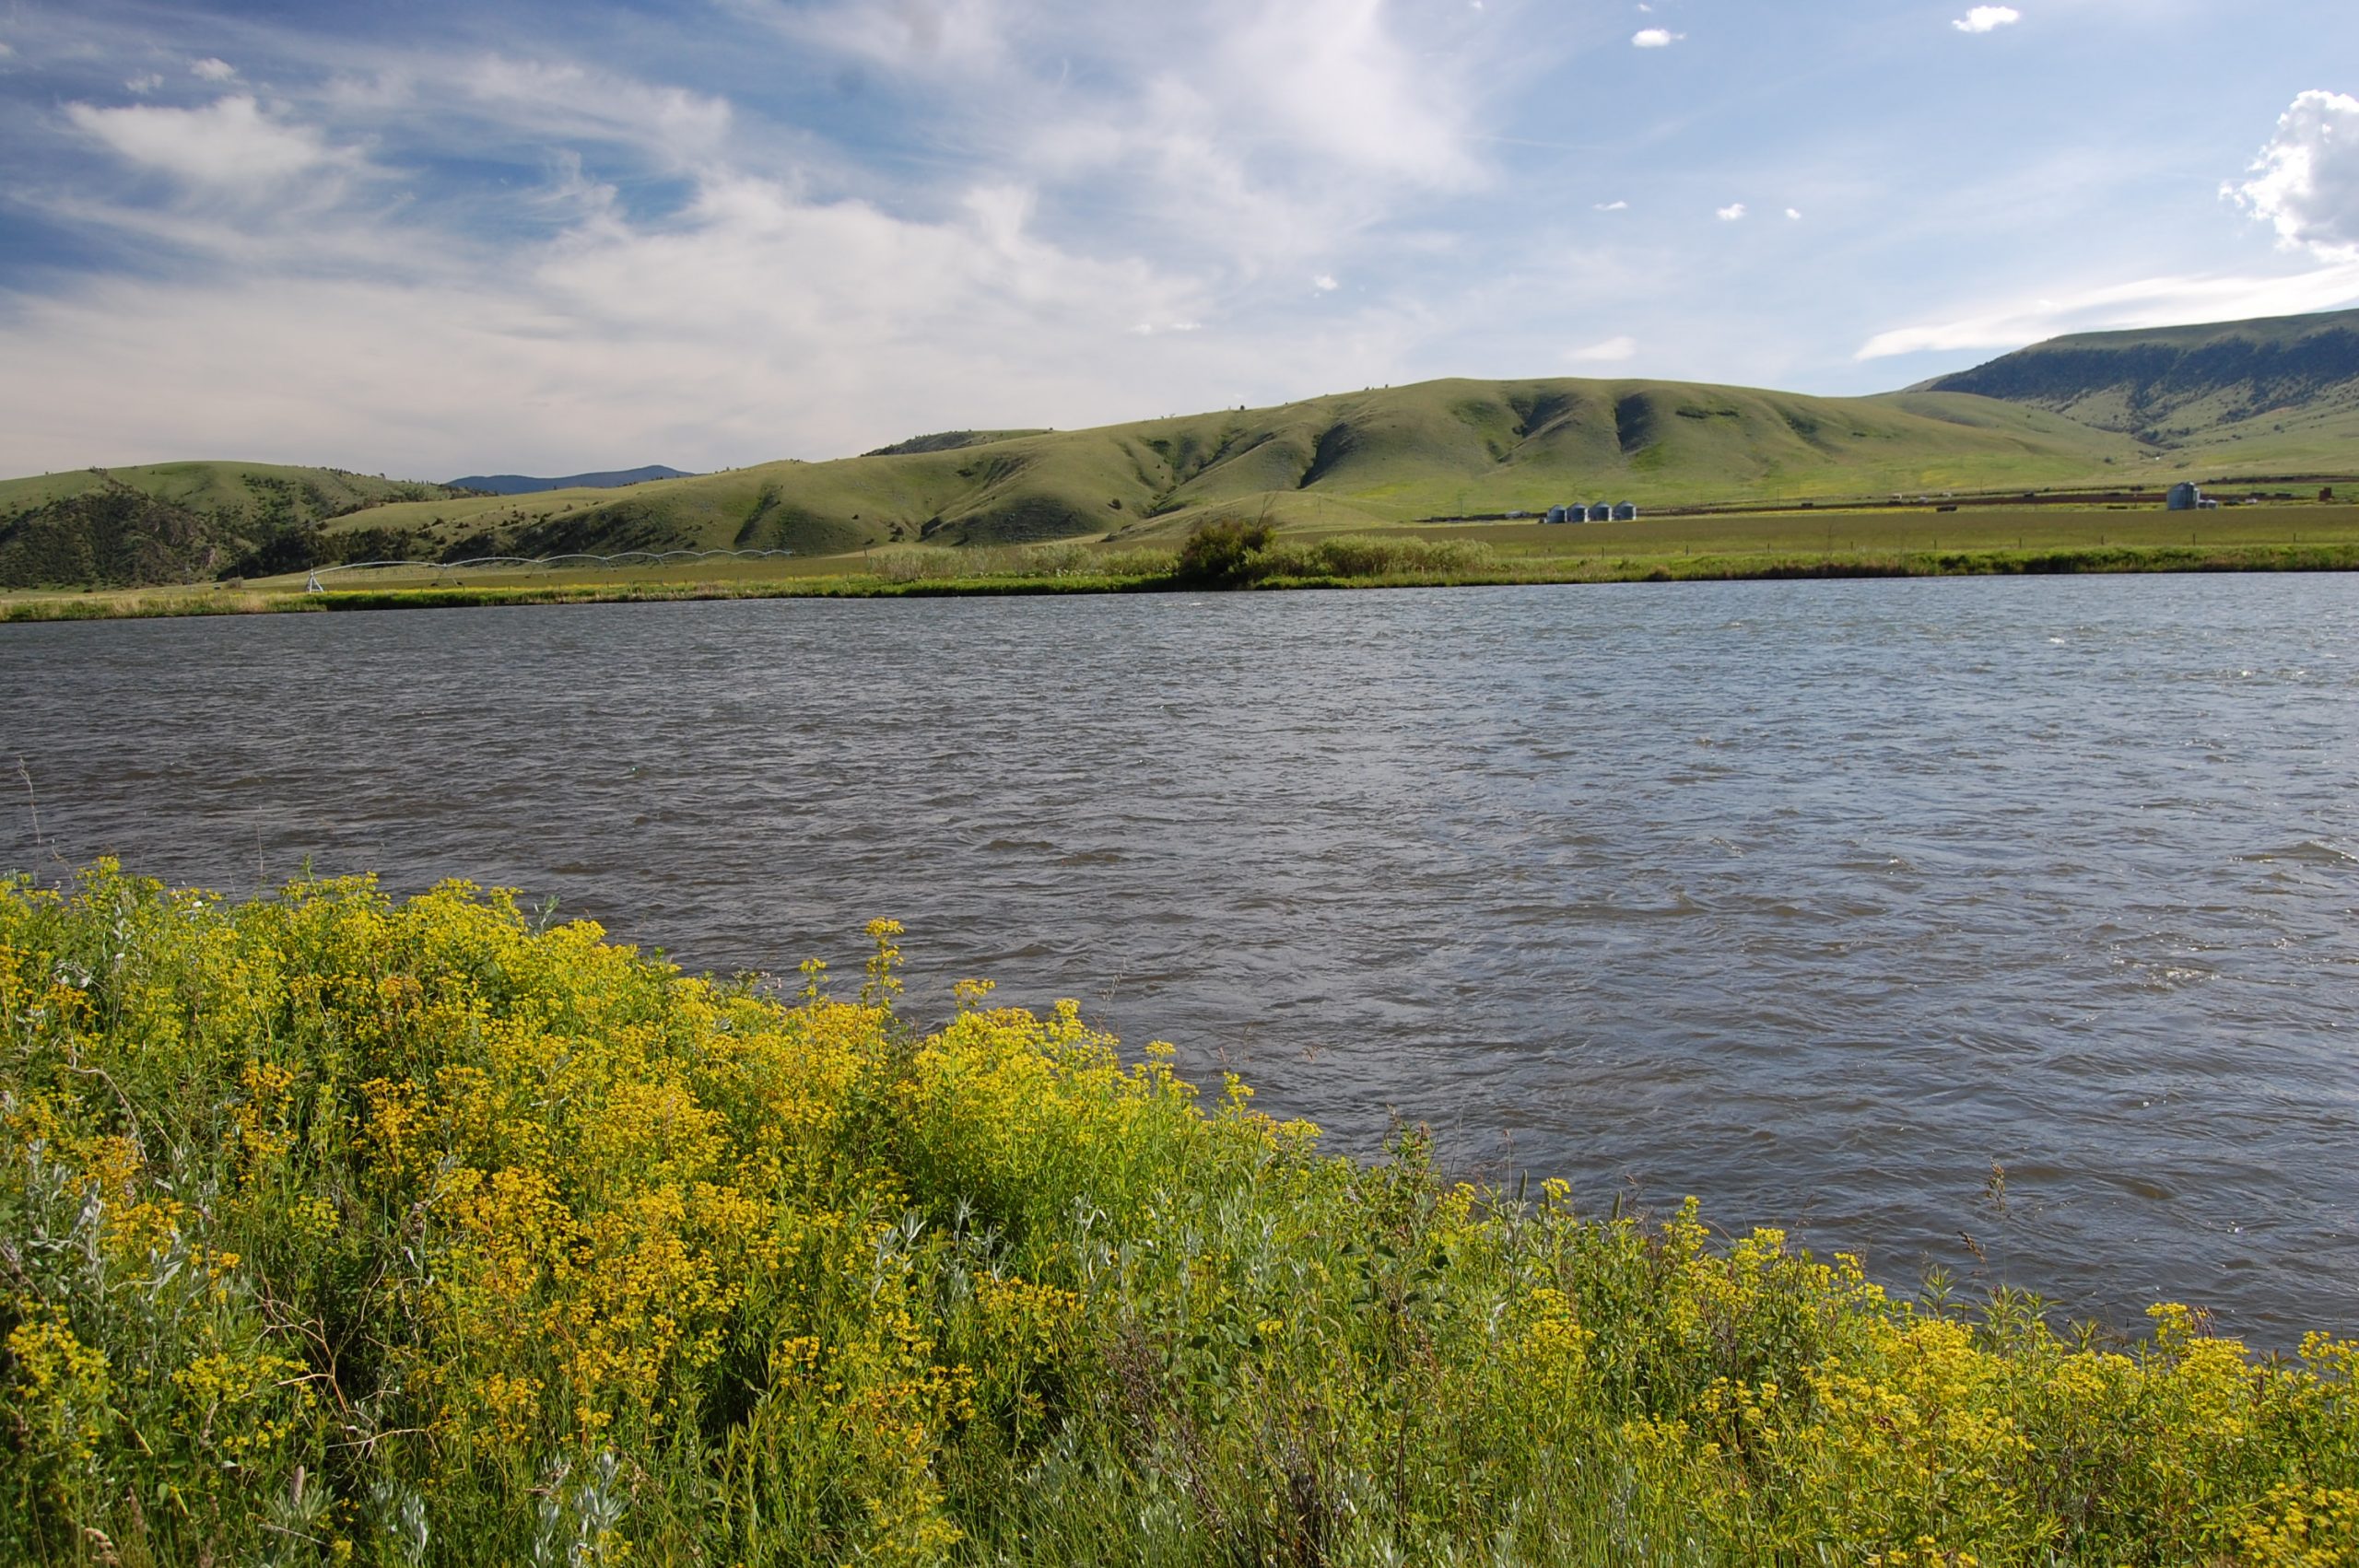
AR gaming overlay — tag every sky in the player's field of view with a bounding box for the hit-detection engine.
[0,0,2354,479]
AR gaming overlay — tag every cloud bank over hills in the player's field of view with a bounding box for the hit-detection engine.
[0,1,2352,478]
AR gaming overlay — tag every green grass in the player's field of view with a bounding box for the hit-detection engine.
[5,866,2358,1565]
[7,505,2355,621]
[272,380,2359,568]
[15,357,2356,590]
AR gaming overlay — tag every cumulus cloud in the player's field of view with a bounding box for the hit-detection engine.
[191,56,238,79]
[0,159,1248,474]
[1716,202,1746,221]
[66,96,346,189]
[125,73,163,94]
[1952,6,2020,33]
[1594,199,1628,211]
[1855,261,2359,358]
[1632,28,1682,47]
[2227,89,2359,259]
[1568,334,1637,363]
[1785,207,1802,220]
[1311,274,1339,291]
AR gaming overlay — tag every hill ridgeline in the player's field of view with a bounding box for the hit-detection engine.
[6,305,2359,590]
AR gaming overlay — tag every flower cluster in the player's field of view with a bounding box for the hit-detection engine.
[2,862,2355,1564]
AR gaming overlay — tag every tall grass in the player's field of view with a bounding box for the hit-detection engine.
[4,866,2358,1564]
[1245,534,1499,581]
[860,544,1176,584]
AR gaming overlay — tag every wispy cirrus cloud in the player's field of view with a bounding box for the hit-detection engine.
[1856,261,2359,358]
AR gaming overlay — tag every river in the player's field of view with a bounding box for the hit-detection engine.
[4,574,2354,1339]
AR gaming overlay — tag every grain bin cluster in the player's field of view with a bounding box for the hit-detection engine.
[1543,502,1637,523]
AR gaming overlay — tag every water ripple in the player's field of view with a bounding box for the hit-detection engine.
[4,573,2356,1339]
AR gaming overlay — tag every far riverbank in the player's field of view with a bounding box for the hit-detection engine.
[7,537,2359,623]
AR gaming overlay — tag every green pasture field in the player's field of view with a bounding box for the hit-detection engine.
[6,503,2356,622]
[1410,502,2359,559]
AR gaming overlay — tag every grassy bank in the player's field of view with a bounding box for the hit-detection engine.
[4,866,2357,1564]
[6,532,2359,622]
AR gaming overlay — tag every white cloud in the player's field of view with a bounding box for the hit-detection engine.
[66,96,346,190]
[1222,0,1483,189]
[458,57,733,165]
[1717,202,1746,221]
[1952,6,2021,33]
[1568,334,1637,363]
[741,0,1012,79]
[2227,89,2359,260]
[191,56,238,80]
[125,73,164,94]
[0,40,17,59]
[1631,28,1682,47]
[0,156,1263,474]
[1311,274,1339,291]
[1855,260,2359,359]
[1785,207,1802,220]
[1595,199,1628,211]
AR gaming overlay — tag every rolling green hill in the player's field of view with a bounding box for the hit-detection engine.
[16,306,2359,591]
[0,462,463,588]
[295,377,2151,567]
[1918,307,2359,464]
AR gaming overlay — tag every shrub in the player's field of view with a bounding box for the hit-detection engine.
[1174,516,1276,583]
[2,865,2356,1564]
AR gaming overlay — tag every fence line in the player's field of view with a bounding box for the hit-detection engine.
[304,548,796,591]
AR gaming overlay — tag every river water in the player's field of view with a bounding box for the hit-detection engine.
[4,576,2354,1339]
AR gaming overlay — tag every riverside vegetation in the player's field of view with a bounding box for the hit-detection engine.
[5,866,2359,1565]
[14,520,2359,623]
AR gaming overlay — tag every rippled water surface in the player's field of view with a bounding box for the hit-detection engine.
[5,576,2356,1337]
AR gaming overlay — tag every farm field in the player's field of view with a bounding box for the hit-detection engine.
[6,503,2356,621]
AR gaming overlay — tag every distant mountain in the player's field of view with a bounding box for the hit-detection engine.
[860,430,1050,458]
[447,465,695,495]
[1919,308,2359,449]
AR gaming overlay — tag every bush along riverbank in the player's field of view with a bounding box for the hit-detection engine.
[4,866,2358,1564]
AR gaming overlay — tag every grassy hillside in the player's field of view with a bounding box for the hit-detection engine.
[6,865,2358,1564]
[0,462,461,589]
[1918,307,2359,462]
[307,378,2153,566]
[17,332,2359,590]
[861,429,1052,457]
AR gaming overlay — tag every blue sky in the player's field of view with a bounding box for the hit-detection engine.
[0,0,2354,478]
